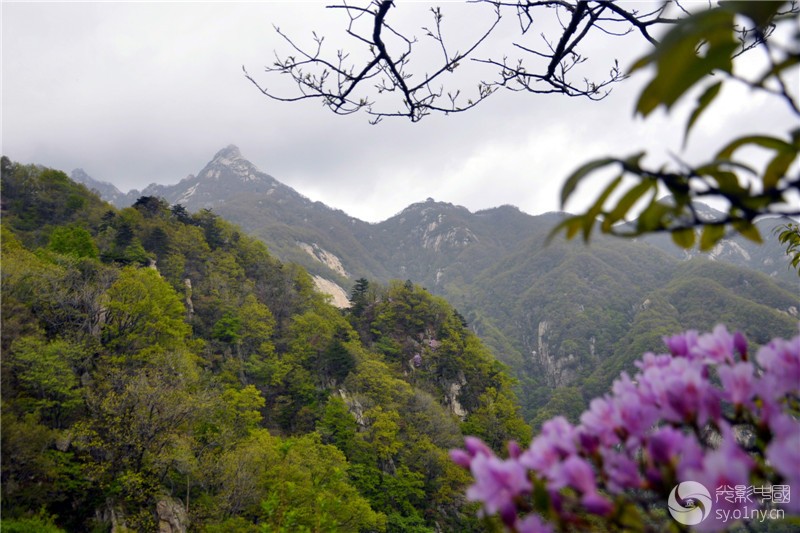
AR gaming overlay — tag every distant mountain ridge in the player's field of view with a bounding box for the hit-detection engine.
[72,145,799,294]
[72,146,799,419]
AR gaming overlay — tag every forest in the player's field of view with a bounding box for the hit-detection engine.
[0,158,530,532]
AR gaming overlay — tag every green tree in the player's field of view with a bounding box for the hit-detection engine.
[6,337,83,429]
[101,266,191,355]
[47,225,98,259]
[349,277,370,315]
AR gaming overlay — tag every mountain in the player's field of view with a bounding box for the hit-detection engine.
[71,168,127,206]
[73,147,800,420]
[77,145,798,291]
[1,157,530,532]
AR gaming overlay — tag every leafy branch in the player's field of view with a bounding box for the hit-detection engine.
[554,1,800,251]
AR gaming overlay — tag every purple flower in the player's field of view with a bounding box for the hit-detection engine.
[540,416,578,455]
[690,324,736,364]
[645,427,703,485]
[756,334,800,398]
[656,358,720,425]
[520,416,577,473]
[663,330,699,357]
[717,362,755,405]
[680,424,753,504]
[581,491,613,516]
[579,397,620,447]
[611,388,659,444]
[547,455,596,494]
[515,514,554,533]
[508,440,522,459]
[635,351,673,370]
[466,454,531,515]
[733,330,748,359]
[766,413,800,511]
[601,448,642,493]
[464,436,493,458]
[450,448,472,469]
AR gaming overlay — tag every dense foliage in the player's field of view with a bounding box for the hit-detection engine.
[453,326,800,532]
[0,158,529,532]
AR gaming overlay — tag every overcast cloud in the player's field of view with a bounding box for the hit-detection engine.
[2,2,794,222]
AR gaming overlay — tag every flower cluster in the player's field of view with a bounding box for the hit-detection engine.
[452,326,800,532]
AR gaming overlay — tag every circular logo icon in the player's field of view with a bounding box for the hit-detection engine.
[668,481,712,525]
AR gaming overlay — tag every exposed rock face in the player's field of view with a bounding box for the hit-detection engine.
[710,240,751,262]
[339,389,366,426]
[444,372,469,420]
[95,504,126,533]
[157,498,188,533]
[298,242,350,277]
[183,278,194,316]
[312,276,350,308]
[532,320,576,387]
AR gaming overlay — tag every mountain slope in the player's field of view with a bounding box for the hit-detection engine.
[69,147,800,424]
[2,157,530,532]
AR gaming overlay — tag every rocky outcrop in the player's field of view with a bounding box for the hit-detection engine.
[443,372,469,420]
[312,275,350,308]
[297,242,350,278]
[157,497,188,533]
[338,389,366,426]
[531,320,576,388]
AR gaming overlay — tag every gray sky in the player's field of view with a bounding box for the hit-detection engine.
[2,2,795,222]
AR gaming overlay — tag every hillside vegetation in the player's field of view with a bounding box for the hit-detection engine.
[0,157,529,532]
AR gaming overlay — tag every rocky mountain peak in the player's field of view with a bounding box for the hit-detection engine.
[71,168,125,201]
[212,144,243,162]
[197,145,272,186]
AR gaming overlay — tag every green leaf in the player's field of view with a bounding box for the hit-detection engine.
[763,149,797,190]
[636,200,671,233]
[715,134,795,160]
[700,224,726,251]
[560,158,618,208]
[733,220,763,244]
[721,1,784,28]
[685,81,722,144]
[547,216,584,243]
[671,228,696,249]
[584,175,623,240]
[634,8,736,116]
[601,180,655,232]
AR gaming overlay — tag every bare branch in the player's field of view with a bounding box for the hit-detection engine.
[249,0,685,121]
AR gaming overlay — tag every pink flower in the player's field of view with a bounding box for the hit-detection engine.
[520,416,577,473]
[680,425,753,507]
[663,330,699,357]
[515,514,554,533]
[465,435,493,457]
[766,413,800,511]
[690,324,736,364]
[547,455,596,494]
[658,358,720,425]
[717,361,755,405]
[581,491,613,516]
[466,454,531,515]
[449,448,472,469]
[601,447,642,493]
[756,334,800,398]
[579,397,619,447]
